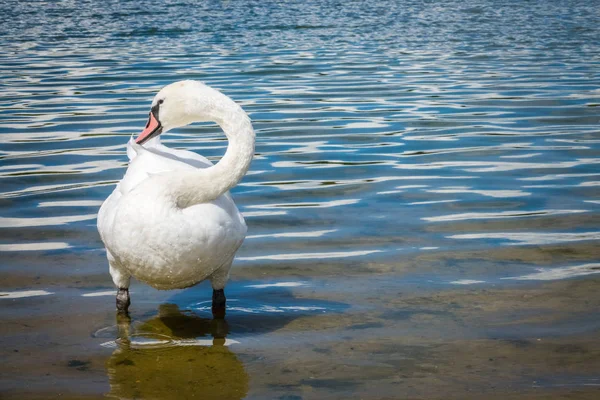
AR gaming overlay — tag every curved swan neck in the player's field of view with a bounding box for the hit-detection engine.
[169,91,255,209]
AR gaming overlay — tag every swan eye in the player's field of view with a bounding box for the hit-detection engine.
[158,99,164,105]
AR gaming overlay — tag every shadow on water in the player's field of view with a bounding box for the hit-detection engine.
[103,282,349,399]
[166,280,350,334]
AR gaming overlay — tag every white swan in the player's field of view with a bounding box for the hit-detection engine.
[97,80,255,314]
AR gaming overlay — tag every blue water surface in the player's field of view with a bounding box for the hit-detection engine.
[1,1,600,398]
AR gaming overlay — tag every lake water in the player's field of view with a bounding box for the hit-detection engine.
[1,0,600,399]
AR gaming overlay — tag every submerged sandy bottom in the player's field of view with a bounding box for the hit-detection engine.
[1,265,599,400]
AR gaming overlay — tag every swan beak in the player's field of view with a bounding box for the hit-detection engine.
[136,110,163,145]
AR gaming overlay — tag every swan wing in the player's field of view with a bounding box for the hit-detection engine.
[127,136,213,168]
[149,137,214,169]
[99,136,237,254]
[119,138,214,195]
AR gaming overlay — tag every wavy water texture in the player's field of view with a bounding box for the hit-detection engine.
[1,1,600,398]
[0,0,599,275]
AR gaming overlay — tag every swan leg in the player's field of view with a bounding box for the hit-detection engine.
[212,289,226,318]
[109,262,131,313]
[116,288,130,313]
[209,260,232,318]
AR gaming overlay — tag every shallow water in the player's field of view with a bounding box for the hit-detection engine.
[1,0,600,399]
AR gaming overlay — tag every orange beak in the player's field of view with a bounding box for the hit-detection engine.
[135,110,162,145]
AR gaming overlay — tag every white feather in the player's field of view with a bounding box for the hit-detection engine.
[97,81,254,291]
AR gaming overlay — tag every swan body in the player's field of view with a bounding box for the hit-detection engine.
[97,81,255,312]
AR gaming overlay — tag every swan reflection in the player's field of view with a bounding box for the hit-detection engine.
[106,304,248,400]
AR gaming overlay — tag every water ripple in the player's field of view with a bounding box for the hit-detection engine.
[448,231,600,246]
[425,209,587,223]
[0,0,599,290]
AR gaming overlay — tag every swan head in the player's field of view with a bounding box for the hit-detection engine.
[136,80,222,145]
